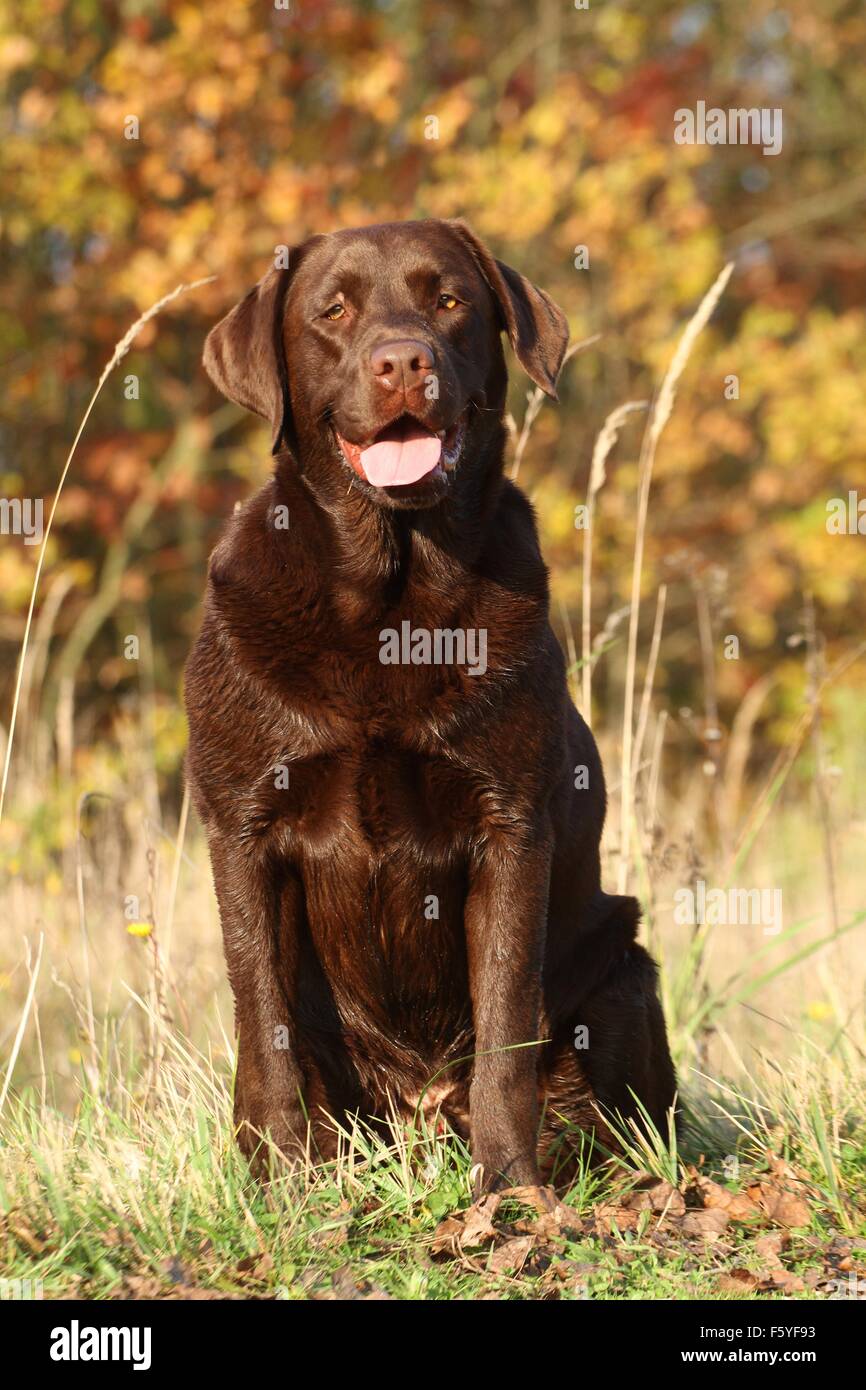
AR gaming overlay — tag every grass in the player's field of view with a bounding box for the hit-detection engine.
[0,765,863,1300]
[0,1020,863,1300]
[1,264,865,1300]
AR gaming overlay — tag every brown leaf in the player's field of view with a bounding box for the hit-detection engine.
[460,1194,500,1248]
[330,1265,368,1300]
[430,1216,463,1256]
[827,1234,853,1255]
[488,1235,533,1275]
[235,1252,274,1279]
[758,1186,812,1229]
[622,1180,686,1218]
[593,1202,641,1235]
[717,1267,759,1292]
[754,1231,788,1268]
[750,1154,817,1227]
[682,1207,730,1240]
[530,1205,586,1242]
[767,1269,806,1293]
[541,1257,597,1292]
[122,1274,166,1298]
[553,1202,585,1235]
[499,1185,557,1214]
[765,1152,809,1184]
[693,1176,761,1221]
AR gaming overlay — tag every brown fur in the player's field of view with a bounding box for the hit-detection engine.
[185,219,675,1191]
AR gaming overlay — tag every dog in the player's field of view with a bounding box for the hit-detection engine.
[185,219,676,1192]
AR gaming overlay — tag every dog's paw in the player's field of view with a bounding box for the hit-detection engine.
[470,1153,542,1199]
[234,1106,308,1179]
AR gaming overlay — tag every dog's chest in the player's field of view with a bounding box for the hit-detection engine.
[243,631,504,862]
[259,730,486,866]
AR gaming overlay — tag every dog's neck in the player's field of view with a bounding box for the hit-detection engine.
[274,428,507,610]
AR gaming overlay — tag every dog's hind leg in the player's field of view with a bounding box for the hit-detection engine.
[537,894,677,1187]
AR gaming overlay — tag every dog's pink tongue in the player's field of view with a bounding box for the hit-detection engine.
[360,423,441,487]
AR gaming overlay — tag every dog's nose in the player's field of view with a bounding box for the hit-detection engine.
[370,338,434,388]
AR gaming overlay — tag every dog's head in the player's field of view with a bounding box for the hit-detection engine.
[203,219,568,510]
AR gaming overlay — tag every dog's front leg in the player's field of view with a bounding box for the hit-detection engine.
[207,831,307,1171]
[464,830,552,1192]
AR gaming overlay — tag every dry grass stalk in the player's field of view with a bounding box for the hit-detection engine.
[0,276,215,824]
[720,673,777,847]
[0,933,44,1117]
[74,792,98,1077]
[632,582,667,796]
[617,262,734,893]
[164,780,191,971]
[803,593,839,933]
[580,399,648,723]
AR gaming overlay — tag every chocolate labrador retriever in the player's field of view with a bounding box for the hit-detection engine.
[185,219,675,1191]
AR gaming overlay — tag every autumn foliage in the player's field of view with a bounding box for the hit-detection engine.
[2,0,866,803]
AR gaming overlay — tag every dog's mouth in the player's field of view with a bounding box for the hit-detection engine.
[334,413,466,490]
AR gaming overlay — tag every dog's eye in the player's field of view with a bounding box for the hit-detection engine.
[323,302,346,320]
[437,292,459,311]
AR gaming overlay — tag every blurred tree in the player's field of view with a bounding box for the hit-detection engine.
[1,0,865,806]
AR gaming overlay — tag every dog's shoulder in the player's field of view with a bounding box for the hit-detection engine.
[478,477,548,594]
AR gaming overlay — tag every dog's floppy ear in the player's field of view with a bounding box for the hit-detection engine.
[447,220,569,399]
[203,261,294,454]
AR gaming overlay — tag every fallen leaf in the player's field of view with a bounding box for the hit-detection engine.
[529,1206,585,1241]
[768,1269,806,1293]
[488,1235,533,1275]
[693,1176,761,1221]
[122,1274,165,1298]
[754,1231,788,1268]
[623,1180,686,1218]
[499,1185,557,1214]
[330,1265,368,1300]
[682,1207,730,1240]
[758,1187,812,1228]
[461,1194,500,1247]
[717,1268,759,1292]
[430,1216,463,1256]
[593,1203,641,1235]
